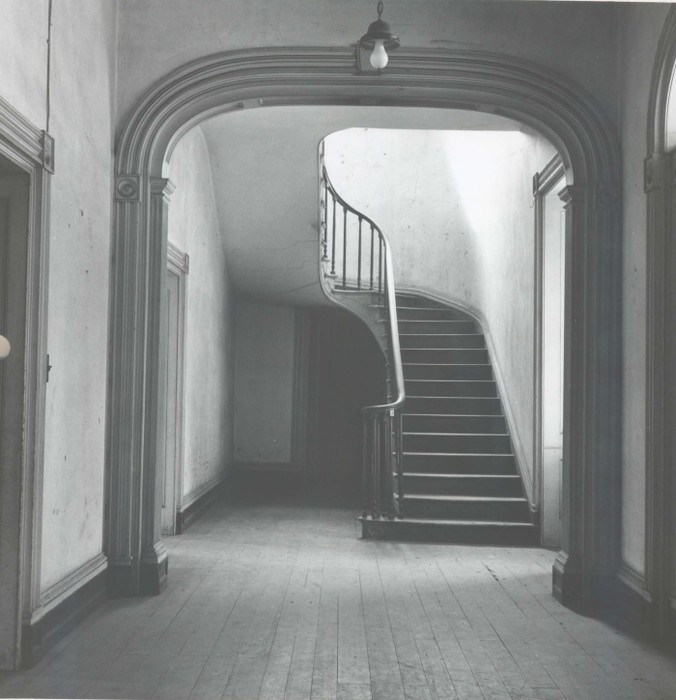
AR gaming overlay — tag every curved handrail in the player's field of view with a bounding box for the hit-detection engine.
[322,166,405,414]
[320,163,406,519]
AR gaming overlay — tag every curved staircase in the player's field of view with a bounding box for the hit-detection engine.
[362,293,539,546]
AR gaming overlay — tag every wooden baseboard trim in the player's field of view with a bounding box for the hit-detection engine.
[176,472,230,534]
[21,554,108,668]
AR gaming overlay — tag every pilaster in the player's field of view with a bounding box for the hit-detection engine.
[553,181,622,608]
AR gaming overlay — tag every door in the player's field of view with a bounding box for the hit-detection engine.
[0,165,30,669]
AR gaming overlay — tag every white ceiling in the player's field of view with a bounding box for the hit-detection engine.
[196,104,522,305]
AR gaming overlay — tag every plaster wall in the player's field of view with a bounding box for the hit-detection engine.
[618,4,669,577]
[0,1,48,128]
[324,128,556,491]
[166,127,235,500]
[234,302,296,465]
[116,0,620,135]
[40,0,118,591]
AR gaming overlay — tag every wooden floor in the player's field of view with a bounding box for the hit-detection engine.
[2,499,676,700]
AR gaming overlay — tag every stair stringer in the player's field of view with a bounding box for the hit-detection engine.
[396,285,537,522]
[318,266,390,358]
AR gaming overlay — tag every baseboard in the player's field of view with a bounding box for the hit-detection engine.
[396,286,535,511]
[176,471,230,534]
[21,554,108,668]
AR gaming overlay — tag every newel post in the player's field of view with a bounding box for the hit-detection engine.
[107,174,171,596]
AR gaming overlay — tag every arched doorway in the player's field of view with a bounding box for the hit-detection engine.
[645,6,676,638]
[107,47,621,608]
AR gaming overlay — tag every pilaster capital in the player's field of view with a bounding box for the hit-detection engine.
[115,174,141,202]
[558,185,586,207]
[41,131,54,173]
[150,177,176,203]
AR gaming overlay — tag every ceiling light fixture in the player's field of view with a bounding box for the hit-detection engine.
[359,1,400,71]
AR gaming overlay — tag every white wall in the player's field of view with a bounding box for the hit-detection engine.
[167,127,236,500]
[618,4,670,577]
[0,1,48,127]
[39,1,118,592]
[234,302,296,465]
[325,128,556,490]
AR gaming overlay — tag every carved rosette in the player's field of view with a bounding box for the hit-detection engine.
[115,175,141,202]
[596,183,620,210]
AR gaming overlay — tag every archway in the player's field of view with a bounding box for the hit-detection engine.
[645,6,676,638]
[108,47,621,606]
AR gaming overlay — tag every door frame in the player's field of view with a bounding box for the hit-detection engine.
[163,241,188,535]
[108,47,622,606]
[533,154,566,545]
[0,96,52,669]
[645,6,676,638]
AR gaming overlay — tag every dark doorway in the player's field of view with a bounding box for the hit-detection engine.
[309,308,386,506]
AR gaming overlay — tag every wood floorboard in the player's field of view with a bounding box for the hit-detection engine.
[3,501,676,700]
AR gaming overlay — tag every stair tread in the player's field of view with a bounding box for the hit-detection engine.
[403,363,492,367]
[404,431,509,437]
[403,413,505,418]
[403,472,520,479]
[400,333,484,337]
[362,517,536,528]
[404,451,515,457]
[403,494,528,502]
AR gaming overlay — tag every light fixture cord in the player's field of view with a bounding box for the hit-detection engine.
[377,1,383,19]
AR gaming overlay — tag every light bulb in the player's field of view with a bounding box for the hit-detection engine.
[369,40,388,69]
[0,335,10,360]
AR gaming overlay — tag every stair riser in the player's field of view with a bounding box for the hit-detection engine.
[402,349,489,364]
[404,434,512,454]
[403,454,517,474]
[405,397,502,414]
[398,320,477,334]
[405,380,497,397]
[403,498,531,522]
[397,307,468,320]
[400,475,523,497]
[360,518,540,546]
[395,295,448,309]
[400,334,485,349]
[403,364,492,380]
[403,415,507,433]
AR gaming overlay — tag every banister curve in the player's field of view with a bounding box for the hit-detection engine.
[319,160,405,520]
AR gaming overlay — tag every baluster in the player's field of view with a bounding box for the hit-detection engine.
[372,414,381,518]
[331,193,337,275]
[396,408,404,516]
[357,216,363,289]
[378,236,383,296]
[322,180,328,260]
[343,208,348,288]
[370,224,375,290]
[362,413,370,518]
[383,411,394,518]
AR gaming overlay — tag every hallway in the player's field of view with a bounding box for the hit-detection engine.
[1,501,675,700]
